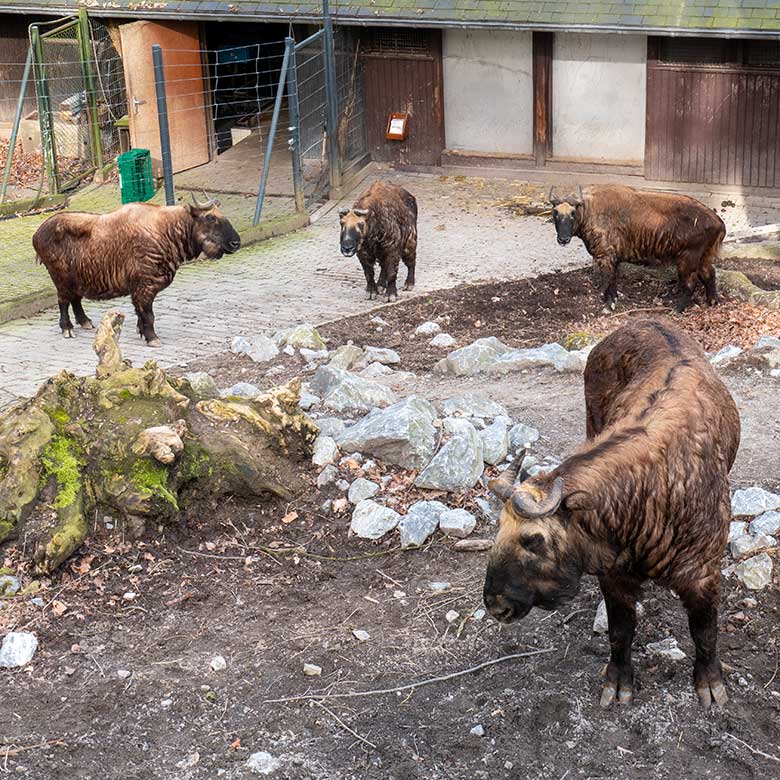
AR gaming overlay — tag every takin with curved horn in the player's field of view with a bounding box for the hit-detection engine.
[483,318,740,711]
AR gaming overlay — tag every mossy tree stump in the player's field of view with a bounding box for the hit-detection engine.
[0,311,317,572]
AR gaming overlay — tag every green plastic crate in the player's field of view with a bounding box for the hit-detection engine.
[117,149,155,204]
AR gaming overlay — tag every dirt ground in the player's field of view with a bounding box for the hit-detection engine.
[3,265,780,780]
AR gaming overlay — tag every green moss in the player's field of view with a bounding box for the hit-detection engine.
[178,444,213,482]
[561,332,599,351]
[130,458,179,511]
[45,408,71,428]
[40,434,84,509]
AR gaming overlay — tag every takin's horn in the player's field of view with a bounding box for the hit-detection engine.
[549,187,561,206]
[353,208,370,217]
[488,449,528,501]
[338,207,350,217]
[191,191,212,209]
[576,184,584,205]
[511,476,564,519]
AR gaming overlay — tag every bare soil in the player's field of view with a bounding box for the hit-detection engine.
[4,265,780,780]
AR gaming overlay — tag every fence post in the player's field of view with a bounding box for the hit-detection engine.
[30,25,58,195]
[77,9,103,172]
[152,44,175,206]
[322,0,342,195]
[285,37,305,214]
[0,47,32,205]
[252,41,291,226]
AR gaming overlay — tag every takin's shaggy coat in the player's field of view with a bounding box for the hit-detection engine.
[338,181,417,302]
[33,199,240,346]
[550,184,726,312]
[483,318,740,708]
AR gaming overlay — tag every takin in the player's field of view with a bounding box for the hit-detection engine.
[483,318,740,709]
[32,194,240,346]
[549,184,726,312]
[339,181,417,302]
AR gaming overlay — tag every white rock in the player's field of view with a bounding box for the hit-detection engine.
[0,632,38,668]
[221,382,261,399]
[316,465,339,487]
[0,575,20,596]
[445,610,460,623]
[361,346,400,366]
[210,655,227,672]
[415,321,441,336]
[593,599,644,633]
[646,637,686,661]
[562,345,595,372]
[728,520,748,541]
[735,552,773,590]
[710,344,743,365]
[508,423,540,451]
[247,751,281,775]
[316,417,348,438]
[300,348,329,363]
[350,500,401,539]
[312,435,339,466]
[117,669,132,679]
[439,508,477,538]
[278,323,326,351]
[430,333,456,348]
[328,344,364,370]
[336,479,350,492]
[479,419,510,465]
[231,334,279,363]
[283,344,295,357]
[348,478,380,504]
[731,533,776,558]
[299,391,321,411]
[749,510,780,536]
[311,365,398,413]
[352,629,370,642]
[303,663,322,676]
[474,495,502,524]
[772,368,780,378]
[470,725,485,737]
[442,393,508,420]
[370,316,389,327]
[732,486,780,516]
[486,342,571,375]
[472,608,486,621]
[756,335,780,350]
[398,500,448,548]
[433,337,510,376]
[429,581,451,592]
[359,361,394,378]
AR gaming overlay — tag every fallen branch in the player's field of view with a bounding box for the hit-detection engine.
[723,733,780,763]
[313,701,377,749]
[1,739,66,757]
[265,647,555,703]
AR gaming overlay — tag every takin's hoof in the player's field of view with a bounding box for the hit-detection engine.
[62,327,74,339]
[146,338,162,348]
[403,283,415,291]
[365,290,378,301]
[599,681,634,708]
[80,320,94,330]
[385,294,398,303]
[696,680,728,709]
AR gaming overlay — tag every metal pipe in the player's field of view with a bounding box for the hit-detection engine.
[152,44,175,206]
[322,0,342,193]
[253,41,291,226]
[78,9,103,172]
[30,25,58,196]
[295,29,324,52]
[286,36,306,214]
[0,47,32,205]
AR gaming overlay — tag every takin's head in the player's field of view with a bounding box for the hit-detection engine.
[338,207,370,257]
[483,455,584,623]
[188,193,241,259]
[549,186,584,247]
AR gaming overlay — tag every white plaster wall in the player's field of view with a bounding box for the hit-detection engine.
[553,33,647,162]
[443,29,533,155]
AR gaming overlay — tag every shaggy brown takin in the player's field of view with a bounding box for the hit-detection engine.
[339,181,417,302]
[32,195,240,346]
[483,319,740,709]
[550,184,726,312]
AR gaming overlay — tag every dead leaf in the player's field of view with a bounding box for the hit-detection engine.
[281,511,299,524]
[229,738,241,751]
[51,600,68,617]
[72,555,93,575]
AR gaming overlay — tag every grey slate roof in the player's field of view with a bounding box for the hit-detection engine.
[3,0,780,35]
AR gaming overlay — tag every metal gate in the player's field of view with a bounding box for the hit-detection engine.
[30,11,103,193]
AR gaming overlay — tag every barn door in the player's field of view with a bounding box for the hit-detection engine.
[119,21,210,173]
[360,28,444,167]
[646,37,780,188]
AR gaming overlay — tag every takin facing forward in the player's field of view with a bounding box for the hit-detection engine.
[33,195,240,346]
[339,181,417,302]
[550,185,726,313]
[483,319,740,708]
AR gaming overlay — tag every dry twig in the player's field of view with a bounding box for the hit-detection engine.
[313,701,377,749]
[723,733,780,763]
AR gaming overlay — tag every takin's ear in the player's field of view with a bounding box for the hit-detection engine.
[563,490,596,512]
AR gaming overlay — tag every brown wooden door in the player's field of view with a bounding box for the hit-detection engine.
[360,28,444,167]
[120,21,210,173]
[646,37,780,188]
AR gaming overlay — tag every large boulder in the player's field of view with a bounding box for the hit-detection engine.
[278,323,327,351]
[231,334,279,363]
[731,487,780,517]
[359,347,400,367]
[486,343,570,375]
[415,418,484,491]
[479,418,509,465]
[508,423,540,451]
[311,365,397,413]
[439,508,477,538]
[182,372,219,399]
[328,344,364,370]
[433,337,509,377]
[336,397,437,470]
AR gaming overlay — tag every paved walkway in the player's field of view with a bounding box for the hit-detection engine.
[0,172,591,403]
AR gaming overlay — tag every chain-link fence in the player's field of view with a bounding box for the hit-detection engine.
[0,18,369,327]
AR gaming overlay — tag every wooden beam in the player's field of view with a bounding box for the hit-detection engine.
[533,31,553,167]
